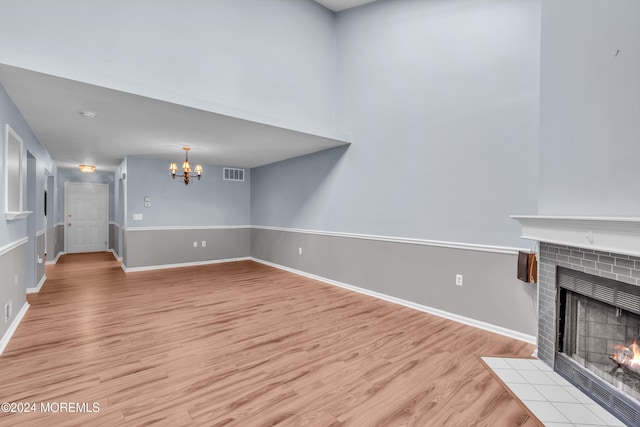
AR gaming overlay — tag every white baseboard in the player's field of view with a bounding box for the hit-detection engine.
[109,249,122,261]
[45,251,65,265]
[251,257,537,345]
[27,275,47,294]
[0,302,30,355]
[121,257,252,273]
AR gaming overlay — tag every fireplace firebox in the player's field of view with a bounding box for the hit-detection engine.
[556,267,640,425]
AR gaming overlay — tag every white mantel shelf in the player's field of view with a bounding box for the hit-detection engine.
[511,215,640,258]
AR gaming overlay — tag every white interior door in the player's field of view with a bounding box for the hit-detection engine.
[65,182,108,253]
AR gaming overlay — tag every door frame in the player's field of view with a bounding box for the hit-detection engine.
[64,182,109,254]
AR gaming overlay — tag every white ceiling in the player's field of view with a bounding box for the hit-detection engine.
[0,64,349,171]
[314,0,377,12]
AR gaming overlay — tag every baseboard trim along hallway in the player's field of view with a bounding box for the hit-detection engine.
[0,302,30,355]
[27,275,47,294]
[121,257,252,273]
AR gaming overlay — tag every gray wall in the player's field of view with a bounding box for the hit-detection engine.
[35,231,45,287]
[0,241,27,346]
[0,0,337,137]
[45,220,64,261]
[252,228,537,337]
[46,225,55,260]
[52,223,64,260]
[45,173,56,258]
[126,156,250,227]
[539,0,640,215]
[123,228,250,270]
[253,0,540,249]
[109,223,119,257]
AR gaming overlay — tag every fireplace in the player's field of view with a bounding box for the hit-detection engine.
[536,242,640,426]
[555,267,640,424]
[511,216,640,426]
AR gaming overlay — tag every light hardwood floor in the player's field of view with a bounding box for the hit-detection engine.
[0,253,540,426]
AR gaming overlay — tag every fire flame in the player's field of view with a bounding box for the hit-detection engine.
[613,340,640,368]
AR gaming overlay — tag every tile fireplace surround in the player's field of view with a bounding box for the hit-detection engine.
[512,216,640,426]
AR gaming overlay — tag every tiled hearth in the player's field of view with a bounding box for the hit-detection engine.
[483,357,625,426]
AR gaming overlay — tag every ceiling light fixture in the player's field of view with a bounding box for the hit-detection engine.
[169,146,203,186]
[79,164,96,173]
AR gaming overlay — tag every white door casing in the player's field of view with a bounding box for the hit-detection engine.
[65,182,108,253]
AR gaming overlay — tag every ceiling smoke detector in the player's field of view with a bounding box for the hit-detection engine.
[79,111,96,119]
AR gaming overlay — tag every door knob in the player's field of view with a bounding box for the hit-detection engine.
[68,223,72,227]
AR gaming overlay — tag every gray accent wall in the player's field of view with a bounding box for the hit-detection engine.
[46,225,55,260]
[0,241,27,343]
[251,228,538,337]
[109,223,120,257]
[123,228,250,270]
[46,224,64,262]
[539,0,640,215]
[35,232,45,286]
[55,224,64,259]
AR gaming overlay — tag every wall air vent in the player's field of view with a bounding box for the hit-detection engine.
[223,167,245,182]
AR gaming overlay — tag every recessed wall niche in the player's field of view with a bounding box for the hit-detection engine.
[4,124,30,219]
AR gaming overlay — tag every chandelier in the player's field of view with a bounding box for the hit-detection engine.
[169,146,203,185]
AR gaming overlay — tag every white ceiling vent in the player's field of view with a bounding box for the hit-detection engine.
[223,167,245,182]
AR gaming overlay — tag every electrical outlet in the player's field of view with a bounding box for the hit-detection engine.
[202,241,206,247]
[298,247,302,255]
[133,213,143,220]
[455,274,463,286]
[193,241,198,248]
[5,300,12,324]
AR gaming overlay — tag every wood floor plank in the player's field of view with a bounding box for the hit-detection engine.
[0,252,540,426]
